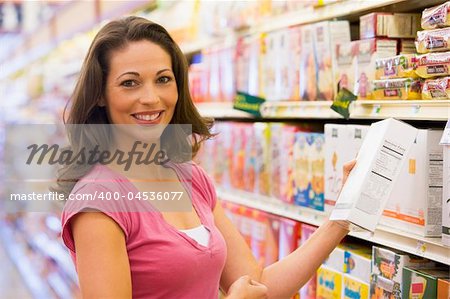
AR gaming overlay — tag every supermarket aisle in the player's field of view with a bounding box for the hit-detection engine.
[0,240,32,299]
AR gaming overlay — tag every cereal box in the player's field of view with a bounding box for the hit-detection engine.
[317,265,343,299]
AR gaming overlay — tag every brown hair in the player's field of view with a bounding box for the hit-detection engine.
[54,16,214,198]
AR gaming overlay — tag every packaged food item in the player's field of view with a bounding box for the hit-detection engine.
[317,265,343,299]
[375,54,417,79]
[288,26,302,100]
[300,25,318,101]
[309,133,325,211]
[422,76,450,99]
[299,223,318,299]
[278,218,301,259]
[381,130,444,237]
[354,38,398,99]
[343,244,372,284]
[293,132,310,207]
[313,21,351,101]
[387,13,421,38]
[440,122,450,247]
[243,123,256,192]
[437,278,450,298]
[253,123,271,196]
[280,125,297,204]
[399,39,417,54]
[334,41,358,95]
[270,123,283,199]
[330,118,418,232]
[343,274,369,299]
[403,267,450,299]
[360,12,392,39]
[416,28,450,54]
[371,78,422,100]
[415,52,450,78]
[370,246,435,299]
[421,1,450,30]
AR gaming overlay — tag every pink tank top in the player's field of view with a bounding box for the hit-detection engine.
[61,162,227,298]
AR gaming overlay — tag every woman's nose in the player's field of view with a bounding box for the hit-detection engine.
[138,84,159,105]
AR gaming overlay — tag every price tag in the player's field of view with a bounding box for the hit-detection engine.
[412,105,421,115]
[415,240,427,256]
[372,105,381,115]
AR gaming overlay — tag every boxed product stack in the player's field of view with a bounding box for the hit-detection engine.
[324,124,369,214]
[293,132,325,211]
[416,1,450,100]
[317,246,345,299]
[300,21,351,101]
[299,224,318,299]
[370,246,435,299]
[380,129,444,237]
[351,12,422,99]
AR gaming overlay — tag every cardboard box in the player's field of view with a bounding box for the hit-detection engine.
[381,129,443,237]
[330,118,418,231]
[278,218,301,259]
[370,246,435,299]
[334,41,357,95]
[354,38,398,100]
[313,21,351,101]
[403,267,450,299]
[310,133,325,211]
[243,123,256,192]
[253,123,271,196]
[299,224,318,299]
[263,212,281,267]
[360,12,392,39]
[344,245,372,284]
[270,123,283,200]
[441,121,450,247]
[437,278,450,299]
[280,125,297,204]
[324,247,345,272]
[317,265,343,299]
[324,124,369,214]
[343,274,369,299]
[293,132,310,207]
[387,13,421,38]
[289,26,302,101]
[300,25,318,101]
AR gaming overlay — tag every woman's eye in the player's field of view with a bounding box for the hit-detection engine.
[121,80,137,88]
[157,76,172,84]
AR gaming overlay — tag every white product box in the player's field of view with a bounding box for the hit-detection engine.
[324,246,345,272]
[334,41,357,95]
[299,25,317,101]
[330,118,418,231]
[344,246,372,284]
[381,129,443,237]
[440,121,450,247]
[325,124,370,214]
[313,21,351,101]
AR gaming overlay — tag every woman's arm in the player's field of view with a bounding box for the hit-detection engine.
[71,212,132,299]
[215,161,355,298]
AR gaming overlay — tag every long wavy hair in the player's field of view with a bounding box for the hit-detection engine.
[53,16,214,198]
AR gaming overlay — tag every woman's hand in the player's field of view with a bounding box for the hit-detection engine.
[225,275,268,299]
[332,159,357,232]
[342,159,357,186]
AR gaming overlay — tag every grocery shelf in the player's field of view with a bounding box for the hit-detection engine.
[179,0,446,54]
[217,187,450,265]
[350,100,450,121]
[197,100,450,121]
[260,101,342,119]
[195,102,254,119]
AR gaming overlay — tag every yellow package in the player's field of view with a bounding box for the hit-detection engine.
[422,77,450,99]
[371,78,423,100]
[375,54,417,79]
[421,2,450,30]
[416,28,450,54]
[415,52,450,78]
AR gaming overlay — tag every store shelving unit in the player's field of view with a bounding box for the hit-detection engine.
[198,100,450,121]
[217,187,450,265]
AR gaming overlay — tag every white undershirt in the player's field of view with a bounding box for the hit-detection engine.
[179,225,210,247]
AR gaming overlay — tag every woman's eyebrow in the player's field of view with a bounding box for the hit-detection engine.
[156,68,172,75]
[116,71,140,80]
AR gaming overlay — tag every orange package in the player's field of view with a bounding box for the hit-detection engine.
[375,54,417,79]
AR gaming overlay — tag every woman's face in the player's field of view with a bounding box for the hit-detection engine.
[104,40,178,127]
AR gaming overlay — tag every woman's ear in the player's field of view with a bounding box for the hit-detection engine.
[98,98,106,107]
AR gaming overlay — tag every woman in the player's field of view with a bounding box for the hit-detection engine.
[59,16,355,298]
